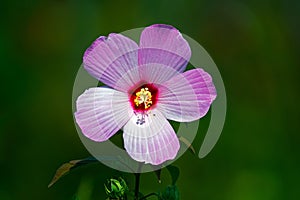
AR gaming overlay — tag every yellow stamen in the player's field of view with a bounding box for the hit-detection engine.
[134,87,153,109]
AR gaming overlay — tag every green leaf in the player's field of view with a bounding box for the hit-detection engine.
[166,166,180,185]
[178,136,196,155]
[48,157,97,188]
[161,185,180,200]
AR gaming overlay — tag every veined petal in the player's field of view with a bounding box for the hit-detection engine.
[138,63,180,85]
[83,34,140,92]
[123,109,180,165]
[75,87,132,142]
[157,69,217,122]
[139,24,191,73]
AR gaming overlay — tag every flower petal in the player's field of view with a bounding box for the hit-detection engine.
[139,24,191,73]
[138,63,180,85]
[83,34,140,92]
[157,69,217,122]
[75,87,132,142]
[123,109,180,165]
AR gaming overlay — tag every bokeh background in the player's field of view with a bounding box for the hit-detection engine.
[1,0,299,199]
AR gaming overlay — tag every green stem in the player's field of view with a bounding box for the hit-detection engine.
[134,173,140,200]
[134,163,143,200]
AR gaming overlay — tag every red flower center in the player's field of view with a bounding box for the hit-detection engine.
[129,83,158,112]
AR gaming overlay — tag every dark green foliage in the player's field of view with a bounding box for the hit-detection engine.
[160,185,180,200]
[166,166,180,185]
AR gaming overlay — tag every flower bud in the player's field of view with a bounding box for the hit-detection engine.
[104,177,128,200]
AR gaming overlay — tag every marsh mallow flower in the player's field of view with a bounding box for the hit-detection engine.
[75,24,216,165]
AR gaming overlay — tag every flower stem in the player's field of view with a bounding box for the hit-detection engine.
[134,163,143,200]
[134,173,140,200]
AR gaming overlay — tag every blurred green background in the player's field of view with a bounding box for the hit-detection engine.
[1,0,299,199]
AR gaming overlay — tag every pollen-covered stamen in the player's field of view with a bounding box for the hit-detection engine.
[134,88,153,109]
[129,83,158,112]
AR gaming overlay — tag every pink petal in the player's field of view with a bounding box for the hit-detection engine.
[75,87,132,142]
[83,34,140,92]
[157,69,217,122]
[138,24,191,73]
[123,109,180,165]
[138,63,180,85]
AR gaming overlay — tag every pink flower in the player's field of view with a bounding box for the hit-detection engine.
[75,24,216,165]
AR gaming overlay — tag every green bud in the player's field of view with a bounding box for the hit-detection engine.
[104,177,128,200]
